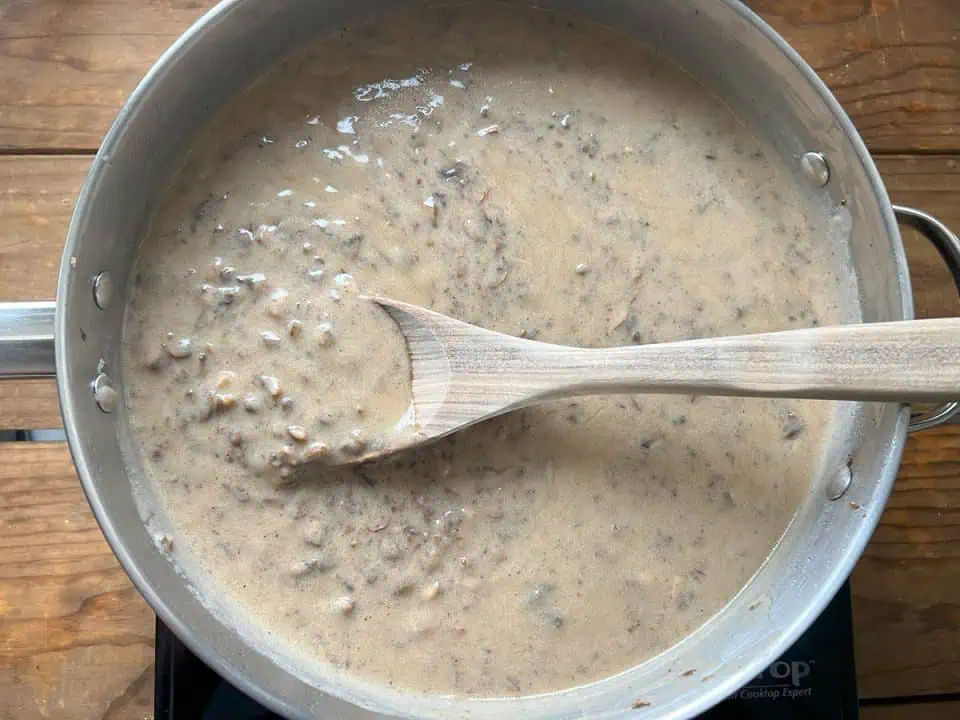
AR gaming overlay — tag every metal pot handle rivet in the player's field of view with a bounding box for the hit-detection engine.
[894,205,960,432]
[801,151,830,188]
[93,271,114,309]
[92,372,118,413]
[826,463,853,501]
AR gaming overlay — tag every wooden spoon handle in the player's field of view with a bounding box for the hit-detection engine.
[529,318,960,403]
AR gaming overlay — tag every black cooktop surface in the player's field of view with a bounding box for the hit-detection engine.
[155,583,858,719]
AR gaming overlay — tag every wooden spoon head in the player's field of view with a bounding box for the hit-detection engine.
[307,296,545,468]
[362,295,543,450]
[364,295,470,437]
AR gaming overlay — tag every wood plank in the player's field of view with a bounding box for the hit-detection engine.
[0,439,955,716]
[854,423,960,698]
[0,0,215,151]
[2,154,957,431]
[1,441,957,718]
[0,381,61,431]
[0,0,957,152]
[0,155,88,302]
[862,701,960,719]
[0,442,154,720]
[0,156,86,430]
[883,155,960,320]
[753,0,960,153]
[849,163,960,701]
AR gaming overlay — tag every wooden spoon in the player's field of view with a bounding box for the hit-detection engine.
[343,295,960,465]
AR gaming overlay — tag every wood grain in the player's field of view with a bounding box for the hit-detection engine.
[0,155,87,302]
[0,441,954,717]
[2,154,958,432]
[1,438,956,716]
[0,155,86,430]
[850,157,960,700]
[882,155,960,320]
[0,0,215,151]
[853,424,960,698]
[0,0,957,152]
[862,702,960,720]
[0,443,154,720]
[0,382,61,431]
[0,160,955,316]
[753,0,960,152]
[379,297,960,462]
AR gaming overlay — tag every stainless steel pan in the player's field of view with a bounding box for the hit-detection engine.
[2,1,960,717]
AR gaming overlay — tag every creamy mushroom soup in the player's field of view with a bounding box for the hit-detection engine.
[123,3,859,697]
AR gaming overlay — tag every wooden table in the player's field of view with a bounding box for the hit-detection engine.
[0,1,958,718]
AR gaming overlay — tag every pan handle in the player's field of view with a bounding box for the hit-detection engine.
[894,205,960,432]
[0,301,56,378]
